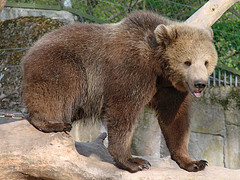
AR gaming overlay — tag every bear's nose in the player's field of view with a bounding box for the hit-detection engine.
[194,80,207,89]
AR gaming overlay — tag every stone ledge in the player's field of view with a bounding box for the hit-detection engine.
[0,7,75,24]
[0,117,239,180]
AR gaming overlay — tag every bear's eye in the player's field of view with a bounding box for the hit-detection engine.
[184,61,191,66]
[205,61,209,67]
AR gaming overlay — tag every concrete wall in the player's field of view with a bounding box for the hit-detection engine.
[190,87,240,169]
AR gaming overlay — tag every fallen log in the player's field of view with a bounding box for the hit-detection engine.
[0,0,7,14]
[1,117,240,179]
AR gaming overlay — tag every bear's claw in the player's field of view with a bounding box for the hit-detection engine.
[192,160,208,172]
[141,160,151,170]
[129,157,151,171]
[116,157,151,173]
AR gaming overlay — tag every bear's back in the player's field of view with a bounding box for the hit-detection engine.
[23,11,174,66]
[122,11,174,31]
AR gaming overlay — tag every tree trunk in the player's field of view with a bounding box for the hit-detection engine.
[0,117,116,179]
[0,0,7,14]
[0,117,240,179]
[185,0,239,27]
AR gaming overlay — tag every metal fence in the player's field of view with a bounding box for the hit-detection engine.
[1,0,240,88]
[209,67,240,87]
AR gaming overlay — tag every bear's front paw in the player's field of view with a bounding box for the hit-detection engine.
[183,160,208,172]
[116,157,151,173]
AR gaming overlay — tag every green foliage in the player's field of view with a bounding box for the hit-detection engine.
[212,3,240,70]
[71,0,144,23]
[145,0,200,20]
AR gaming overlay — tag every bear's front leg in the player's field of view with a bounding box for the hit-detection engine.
[160,118,208,172]
[151,87,208,172]
[104,105,151,173]
[107,123,151,172]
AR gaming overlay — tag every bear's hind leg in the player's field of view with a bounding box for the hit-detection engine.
[25,87,74,132]
[22,53,87,133]
[23,79,83,133]
[28,111,71,132]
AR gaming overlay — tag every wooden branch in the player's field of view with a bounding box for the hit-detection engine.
[185,0,239,27]
[0,117,240,180]
[0,0,7,14]
[0,118,116,179]
[0,117,240,179]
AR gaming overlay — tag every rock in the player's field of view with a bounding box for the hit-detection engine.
[0,7,75,24]
[71,120,106,143]
[189,132,224,167]
[225,98,240,126]
[75,132,114,164]
[0,117,240,180]
[225,124,240,169]
[131,108,161,157]
[190,100,226,135]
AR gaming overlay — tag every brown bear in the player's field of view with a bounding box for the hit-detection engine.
[21,11,217,173]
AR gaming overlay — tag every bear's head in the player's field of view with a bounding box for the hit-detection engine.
[154,24,217,98]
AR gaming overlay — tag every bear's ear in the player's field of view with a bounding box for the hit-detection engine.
[205,27,214,39]
[154,24,177,47]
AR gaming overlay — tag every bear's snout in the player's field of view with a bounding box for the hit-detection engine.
[185,61,209,98]
[188,80,207,98]
[194,80,206,90]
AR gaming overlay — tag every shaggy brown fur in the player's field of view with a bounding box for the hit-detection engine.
[22,11,217,172]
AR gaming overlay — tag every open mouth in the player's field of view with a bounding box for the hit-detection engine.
[188,85,204,98]
[192,91,203,98]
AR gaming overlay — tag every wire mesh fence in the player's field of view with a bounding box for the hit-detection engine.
[208,69,240,87]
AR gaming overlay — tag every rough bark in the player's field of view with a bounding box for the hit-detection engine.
[1,117,240,180]
[0,0,7,14]
[185,0,239,27]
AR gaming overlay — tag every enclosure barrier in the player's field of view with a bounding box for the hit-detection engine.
[208,63,240,87]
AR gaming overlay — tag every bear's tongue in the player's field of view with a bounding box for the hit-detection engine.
[194,91,202,98]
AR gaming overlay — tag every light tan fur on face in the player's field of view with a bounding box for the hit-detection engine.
[154,24,218,94]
